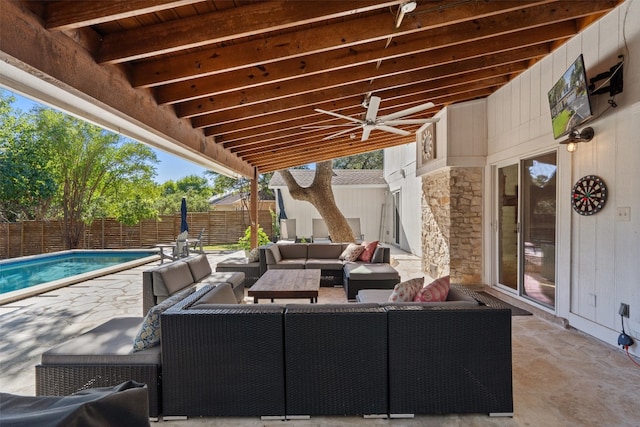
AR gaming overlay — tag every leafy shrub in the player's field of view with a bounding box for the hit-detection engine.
[238,225,271,250]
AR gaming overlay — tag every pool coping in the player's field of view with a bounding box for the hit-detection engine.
[0,249,160,306]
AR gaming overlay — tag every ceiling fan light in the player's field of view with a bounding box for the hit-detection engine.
[400,1,417,13]
[566,142,578,153]
[395,1,417,28]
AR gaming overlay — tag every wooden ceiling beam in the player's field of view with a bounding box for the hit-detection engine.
[217,77,506,146]
[44,0,206,31]
[203,44,547,132]
[234,89,494,160]
[131,0,554,87]
[154,0,612,105]
[96,1,404,64]
[175,21,575,118]
[0,0,253,178]
[193,43,549,129]
[254,134,418,173]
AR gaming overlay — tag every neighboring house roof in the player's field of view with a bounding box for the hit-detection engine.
[209,190,275,205]
[209,193,242,205]
[269,169,386,188]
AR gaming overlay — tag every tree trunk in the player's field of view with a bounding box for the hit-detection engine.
[278,161,355,243]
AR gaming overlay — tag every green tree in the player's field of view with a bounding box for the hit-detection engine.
[333,150,383,169]
[34,108,158,248]
[156,175,212,215]
[208,171,274,200]
[0,92,57,221]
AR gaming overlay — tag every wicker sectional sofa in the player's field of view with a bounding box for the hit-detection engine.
[159,285,513,418]
[142,254,245,313]
[36,279,513,420]
[260,242,401,299]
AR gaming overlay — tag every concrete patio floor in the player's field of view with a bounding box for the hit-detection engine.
[1,248,639,426]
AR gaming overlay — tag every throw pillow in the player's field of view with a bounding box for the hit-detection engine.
[247,248,259,262]
[387,277,424,302]
[357,240,379,263]
[339,243,365,262]
[414,275,450,302]
[132,287,195,352]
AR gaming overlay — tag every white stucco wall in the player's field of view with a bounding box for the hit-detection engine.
[485,0,640,355]
[272,185,388,243]
[384,141,423,256]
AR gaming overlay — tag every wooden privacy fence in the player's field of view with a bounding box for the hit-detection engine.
[0,210,273,259]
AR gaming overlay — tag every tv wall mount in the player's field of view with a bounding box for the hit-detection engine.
[588,55,624,97]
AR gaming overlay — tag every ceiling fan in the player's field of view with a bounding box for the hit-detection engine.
[304,95,438,141]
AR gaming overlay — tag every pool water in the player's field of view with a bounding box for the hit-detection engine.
[0,250,157,294]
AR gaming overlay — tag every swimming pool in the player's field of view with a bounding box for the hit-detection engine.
[0,250,159,305]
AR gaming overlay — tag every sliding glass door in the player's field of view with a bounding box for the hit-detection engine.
[494,152,557,309]
[497,164,519,291]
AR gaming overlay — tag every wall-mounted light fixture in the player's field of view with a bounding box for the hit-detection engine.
[395,1,417,28]
[560,126,594,153]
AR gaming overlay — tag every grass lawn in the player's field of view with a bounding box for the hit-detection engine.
[203,243,242,251]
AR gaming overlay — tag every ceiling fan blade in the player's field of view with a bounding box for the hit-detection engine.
[361,125,373,141]
[302,124,363,129]
[378,101,435,121]
[383,118,440,125]
[315,108,363,125]
[376,124,411,136]
[365,96,381,122]
[323,125,362,140]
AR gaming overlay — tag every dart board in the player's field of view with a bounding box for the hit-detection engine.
[571,175,607,215]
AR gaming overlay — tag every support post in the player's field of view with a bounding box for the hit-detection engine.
[250,168,258,249]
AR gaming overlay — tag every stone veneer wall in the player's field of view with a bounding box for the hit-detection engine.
[422,169,450,278]
[422,167,483,284]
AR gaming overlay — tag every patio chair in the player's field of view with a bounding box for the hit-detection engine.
[191,228,205,254]
[173,231,189,259]
[311,218,331,242]
[280,219,296,241]
[347,218,364,243]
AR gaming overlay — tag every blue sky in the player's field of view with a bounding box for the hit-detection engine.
[6,90,208,184]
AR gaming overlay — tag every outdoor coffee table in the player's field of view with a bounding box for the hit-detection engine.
[248,269,320,304]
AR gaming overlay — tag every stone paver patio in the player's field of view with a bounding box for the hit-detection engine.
[1,249,639,426]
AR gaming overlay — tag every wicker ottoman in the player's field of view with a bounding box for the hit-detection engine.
[215,257,260,286]
[35,317,161,419]
[343,263,400,300]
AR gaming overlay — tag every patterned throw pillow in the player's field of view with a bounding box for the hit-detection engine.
[414,276,450,302]
[132,287,195,352]
[357,240,379,263]
[339,243,365,262]
[247,248,259,262]
[387,277,424,302]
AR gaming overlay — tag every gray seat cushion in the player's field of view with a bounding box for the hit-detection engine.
[201,271,245,288]
[42,318,161,365]
[307,243,343,259]
[357,286,479,307]
[343,263,399,281]
[190,283,237,307]
[152,261,194,297]
[216,257,259,268]
[268,259,307,269]
[278,243,308,259]
[184,254,212,282]
[305,259,345,270]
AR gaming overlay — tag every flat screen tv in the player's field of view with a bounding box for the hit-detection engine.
[548,54,593,139]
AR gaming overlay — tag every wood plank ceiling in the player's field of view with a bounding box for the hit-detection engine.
[15,0,623,174]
